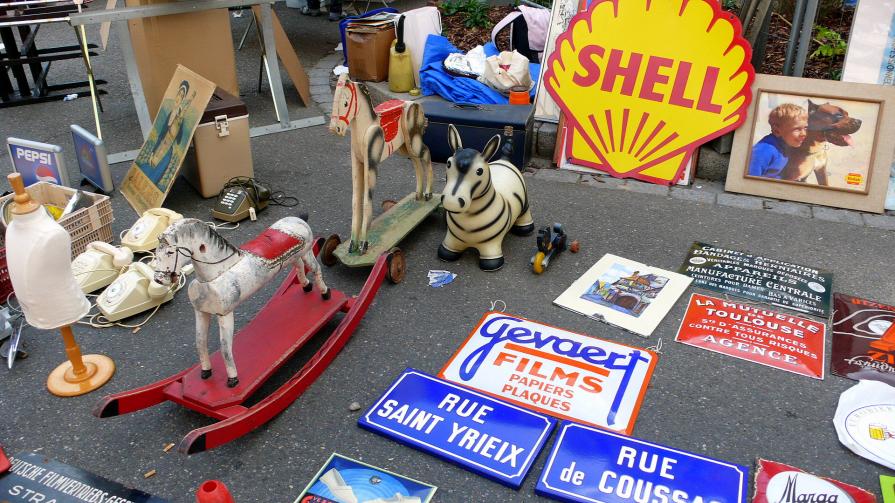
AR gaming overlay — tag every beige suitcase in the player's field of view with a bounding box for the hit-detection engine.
[183,88,254,198]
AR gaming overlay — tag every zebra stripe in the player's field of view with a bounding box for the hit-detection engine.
[480,199,512,244]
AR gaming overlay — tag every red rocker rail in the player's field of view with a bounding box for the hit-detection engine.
[93,241,392,454]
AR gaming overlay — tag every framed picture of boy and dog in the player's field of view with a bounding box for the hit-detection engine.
[727,74,895,213]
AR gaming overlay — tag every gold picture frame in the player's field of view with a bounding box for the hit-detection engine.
[726,73,895,213]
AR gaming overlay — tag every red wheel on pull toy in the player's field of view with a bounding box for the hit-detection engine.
[386,247,406,284]
[321,234,341,267]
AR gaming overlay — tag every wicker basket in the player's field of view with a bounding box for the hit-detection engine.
[0,248,12,302]
[0,182,114,257]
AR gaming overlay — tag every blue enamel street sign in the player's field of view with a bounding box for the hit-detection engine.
[537,422,748,503]
[359,368,556,488]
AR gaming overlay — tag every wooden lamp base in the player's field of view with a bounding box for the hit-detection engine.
[47,354,115,397]
[47,325,115,397]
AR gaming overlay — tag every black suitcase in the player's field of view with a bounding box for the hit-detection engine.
[422,102,533,169]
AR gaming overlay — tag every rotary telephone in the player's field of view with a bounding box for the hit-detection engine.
[96,261,192,322]
[212,177,271,223]
[71,242,134,293]
[122,208,183,253]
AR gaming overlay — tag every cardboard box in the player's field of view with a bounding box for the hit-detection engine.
[126,0,239,118]
[346,23,395,82]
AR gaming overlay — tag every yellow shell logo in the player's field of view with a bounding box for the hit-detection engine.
[545,0,755,184]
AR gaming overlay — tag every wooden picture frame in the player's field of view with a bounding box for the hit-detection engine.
[726,74,895,213]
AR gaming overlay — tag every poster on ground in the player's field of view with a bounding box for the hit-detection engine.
[554,253,692,337]
[120,65,214,215]
[679,242,833,317]
[831,292,895,385]
[358,369,555,488]
[537,422,748,503]
[294,453,436,503]
[438,312,657,434]
[752,459,876,503]
[1,452,168,502]
[675,293,825,379]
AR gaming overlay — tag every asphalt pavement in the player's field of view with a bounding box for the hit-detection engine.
[1,7,892,502]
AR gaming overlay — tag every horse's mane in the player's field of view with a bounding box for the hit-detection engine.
[341,77,375,120]
[166,218,237,254]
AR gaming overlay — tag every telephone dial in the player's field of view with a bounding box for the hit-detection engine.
[122,208,183,252]
[96,261,192,322]
[71,242,134,293]
[212,177,270,223]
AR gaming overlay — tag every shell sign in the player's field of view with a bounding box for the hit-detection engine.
[545,0,755,184]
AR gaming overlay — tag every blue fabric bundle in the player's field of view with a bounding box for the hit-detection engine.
[420,34,540,104]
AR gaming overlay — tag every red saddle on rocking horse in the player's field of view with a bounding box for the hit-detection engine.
[240,227,306,265]
[374,99,405,143]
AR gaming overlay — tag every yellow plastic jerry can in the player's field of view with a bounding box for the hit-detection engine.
[388,15,414,93]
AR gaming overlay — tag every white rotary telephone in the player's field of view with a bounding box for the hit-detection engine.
[71,242,134,293]
[96,261,191,322]
[121,208,183,253]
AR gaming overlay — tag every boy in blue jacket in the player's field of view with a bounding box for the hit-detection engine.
[748,103,807,179]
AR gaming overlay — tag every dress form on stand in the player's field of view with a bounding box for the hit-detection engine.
[4,174,114,396]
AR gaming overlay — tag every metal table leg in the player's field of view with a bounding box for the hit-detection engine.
[258,2,289,127]
[792,0,819,77]
[114,19,151,139]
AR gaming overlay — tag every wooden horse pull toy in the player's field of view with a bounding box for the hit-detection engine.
[439,124,534,271]
[93,217,396,454]
[329,74,435,255]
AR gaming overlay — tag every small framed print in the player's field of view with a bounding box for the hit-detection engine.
[6,137,68,187]
[71,125,113,193]
[726,74,895,213]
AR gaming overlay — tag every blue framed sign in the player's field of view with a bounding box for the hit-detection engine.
[6,137,68,186]
[359,368,556,488]
[537,422,748,503]
[71,125,113,193]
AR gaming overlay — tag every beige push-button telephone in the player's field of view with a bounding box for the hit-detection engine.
[71,242,134,293]
[121,208,183,252]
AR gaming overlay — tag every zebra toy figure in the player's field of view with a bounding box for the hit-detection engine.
[438,124,534,271]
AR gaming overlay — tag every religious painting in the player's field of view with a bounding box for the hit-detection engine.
[120,65,214,214]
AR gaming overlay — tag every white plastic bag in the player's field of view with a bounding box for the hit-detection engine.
[480,50,532,95]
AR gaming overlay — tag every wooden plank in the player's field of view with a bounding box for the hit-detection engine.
[180,288,348,408]
[251,5,310,107]
[334,192,441,267]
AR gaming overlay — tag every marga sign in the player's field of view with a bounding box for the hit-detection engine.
[545,0,754,184]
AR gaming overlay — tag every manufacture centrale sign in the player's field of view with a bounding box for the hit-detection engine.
[439,312,657,434]
[544,0,754,184]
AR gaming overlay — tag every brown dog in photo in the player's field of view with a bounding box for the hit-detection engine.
[782,100,862,185]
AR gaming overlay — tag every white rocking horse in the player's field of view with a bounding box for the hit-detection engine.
[152,217,329,388]
[329,73,434,254]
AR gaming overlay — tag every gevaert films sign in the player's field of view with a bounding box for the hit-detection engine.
[537,422,748,503]
[358,369,555,487]
[439,312,657,434]
[544,0,754,185]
